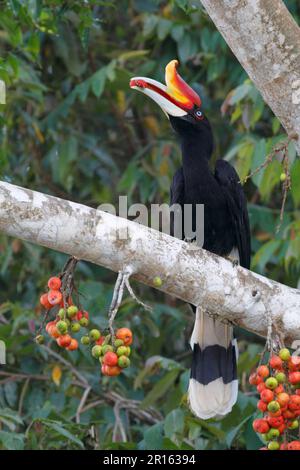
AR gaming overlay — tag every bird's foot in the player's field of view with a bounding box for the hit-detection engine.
[231,259,239,268]
[225,254,239,267]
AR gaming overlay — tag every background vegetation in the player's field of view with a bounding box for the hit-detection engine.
[0,0,299,450]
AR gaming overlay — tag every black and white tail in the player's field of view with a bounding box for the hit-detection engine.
[188,308,238,419]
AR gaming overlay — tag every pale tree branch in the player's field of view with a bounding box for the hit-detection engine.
[0,181,300,344]
[199,0,300,153]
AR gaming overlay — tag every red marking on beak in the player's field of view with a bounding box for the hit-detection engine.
[130,79,147,89]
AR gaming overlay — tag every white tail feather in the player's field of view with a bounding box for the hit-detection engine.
[188,308,238,420]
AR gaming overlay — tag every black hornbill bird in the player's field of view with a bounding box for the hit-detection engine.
[130,60,251,419]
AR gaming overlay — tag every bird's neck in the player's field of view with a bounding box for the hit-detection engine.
[180,133,213,186]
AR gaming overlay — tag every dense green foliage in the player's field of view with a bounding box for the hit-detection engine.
[0,0,299,450]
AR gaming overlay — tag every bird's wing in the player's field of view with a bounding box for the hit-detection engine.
[214,159,251,269]
[170,167,185,238]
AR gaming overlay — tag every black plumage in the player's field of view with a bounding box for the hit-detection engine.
[168,112,251,419]
[169,114,251,269]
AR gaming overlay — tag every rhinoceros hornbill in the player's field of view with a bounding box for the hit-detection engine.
[130,60,251,419]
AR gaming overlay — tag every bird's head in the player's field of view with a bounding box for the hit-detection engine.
[130,59,211,140]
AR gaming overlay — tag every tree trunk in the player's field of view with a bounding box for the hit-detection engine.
[1,181,300,344]
[199,0,300,153]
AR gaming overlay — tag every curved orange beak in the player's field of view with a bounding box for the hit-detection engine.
[165,60,201,110]
[130,59,201,116]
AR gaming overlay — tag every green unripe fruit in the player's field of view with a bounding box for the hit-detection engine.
[275,372,286,384]
[114,339,124,348]
[56,320,68,334]
[116,346,128,357]
[102,345,113,354]
[58,308,66,319]
[81,335,90,345]
[267,401,280,413]
[260,433,268,442]
[267,428,280,439]
[118,355,130,368]
[153,276,163,287]
[35,334,45,344]
[279,348,291,361]
[265,377,278,390]
[289,420,299,430]
[280,173,287,182]
[268,441,280,451]
[89,329,101,341]
[126,346,131,357]
[67,305,78,319]
[92,345,102,358]
[71,322,81,333]
[79,317,89,327]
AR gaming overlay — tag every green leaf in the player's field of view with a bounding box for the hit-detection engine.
[41,420,84,448]
[186,417,225,440]
[236,140,254,181]
[178,34,196,63]
[272,117,281,134]
[164,409,185,439]
[224,142,245,162]
[244,418,262,450]
[157,18,172,41]
[288,140,297,164]
[26,33,40,56]
[76,82,90,103]
[162,437,194,450]
[118,50,149,63]
[171,24,184,42]
[143,423,163,450]
[0,408,23,428]
[259,160,282,201]
[143,15,158,37]
[200,27,211,53]
[141,369,180,408]
[173,0,191,13]
[91,69,106,98]
[225,415,252,448]
[291,159,300,208]
[42,91,77,128]
[229,83,252,105]
[0,431,25,450]
[57,136,78,188]
[251,239,281,271]
[4,381,17,408]
[251,139,266,187]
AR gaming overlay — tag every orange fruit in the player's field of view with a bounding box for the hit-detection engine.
[48,290,63,306]
[47,277,61,290]
[103,352,118,367]
[57,334,72,348]
[40,293,52,309]
[116,327,133,346]
[67,338,78,351]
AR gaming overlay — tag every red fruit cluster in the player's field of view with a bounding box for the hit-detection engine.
[250,348,300,451]
[40,276,63,310]
[85,327,133,377]
[45,318,79,352]
[44,305,91,350]
[38,276,135,376]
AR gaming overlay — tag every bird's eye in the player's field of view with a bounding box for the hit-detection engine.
[195,110,204,120]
